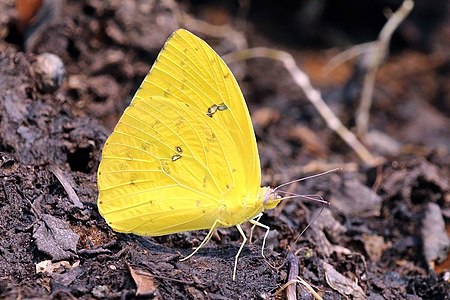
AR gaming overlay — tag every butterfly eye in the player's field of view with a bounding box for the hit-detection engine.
[263,190,281,210]
[262,188,276,204]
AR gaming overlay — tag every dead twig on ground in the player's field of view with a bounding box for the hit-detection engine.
[286,252,299,300]
[275,274,323,300]
[223,48,379,166]
[50,165,84,209]
[182,13,248,50]
[326,1,414,136]
[356,0,414,136]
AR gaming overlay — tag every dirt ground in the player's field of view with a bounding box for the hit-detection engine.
[0,0,449,299]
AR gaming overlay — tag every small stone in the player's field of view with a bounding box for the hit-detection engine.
[91,285,109,298]
[31,52,65,93]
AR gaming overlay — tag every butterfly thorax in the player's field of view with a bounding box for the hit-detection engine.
[216,187,280,227]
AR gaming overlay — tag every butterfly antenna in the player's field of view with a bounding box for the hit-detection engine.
[273,168,341,193]
[275,190,331,247]
[277,191,329,205]
[274,189,330,245]
[270,169,337,268]
[293,201,328,247]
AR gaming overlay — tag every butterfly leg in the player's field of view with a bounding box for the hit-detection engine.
[248,218,270,260]
[180,219,226,261]
[233,224,248,281]
[249,212,263,243]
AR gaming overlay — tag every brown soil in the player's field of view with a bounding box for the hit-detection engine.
[1,0,449,299]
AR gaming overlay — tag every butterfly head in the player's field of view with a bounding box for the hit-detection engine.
[262,187,281,210]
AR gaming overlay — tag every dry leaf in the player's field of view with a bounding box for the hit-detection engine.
[324,262,366,300]
[128,264,160,298]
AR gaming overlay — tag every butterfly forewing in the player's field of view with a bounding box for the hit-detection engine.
[97,29,263,235]
[138,30,261,191]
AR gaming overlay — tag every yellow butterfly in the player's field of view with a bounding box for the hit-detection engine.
[97,29,281,280]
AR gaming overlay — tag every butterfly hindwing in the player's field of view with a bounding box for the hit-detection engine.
[97,29,263,235]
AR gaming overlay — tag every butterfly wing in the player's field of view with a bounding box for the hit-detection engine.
[97,30,262,236]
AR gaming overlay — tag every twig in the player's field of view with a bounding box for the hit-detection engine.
[50,165,84,209]
[273,252,323,299]
[78,247,112,255]
[223,48,379,166]
[324,42,377,74]
[286,252,299,300]
[356,0,414,135]
[275,276,324,300]
[235,0,251,31]
[182,13,248,50]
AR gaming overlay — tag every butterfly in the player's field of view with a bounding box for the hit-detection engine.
[97,29,282,280]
